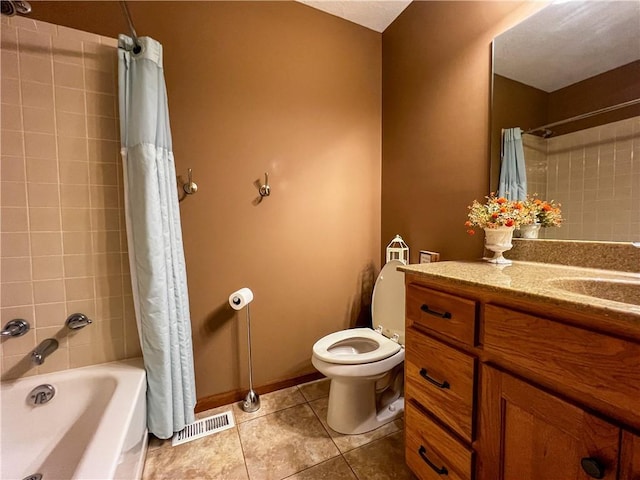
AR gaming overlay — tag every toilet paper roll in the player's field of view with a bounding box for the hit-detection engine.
[229,288,254,310]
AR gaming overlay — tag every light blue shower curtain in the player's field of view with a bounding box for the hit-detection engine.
[118,35,196,439]
[498,127,527,201]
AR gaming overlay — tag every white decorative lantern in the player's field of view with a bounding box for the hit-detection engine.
[386,235,409,264]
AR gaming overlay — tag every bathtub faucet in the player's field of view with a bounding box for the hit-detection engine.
[31,338,59,365]
[1,319,30,337]
[66,313,92,330]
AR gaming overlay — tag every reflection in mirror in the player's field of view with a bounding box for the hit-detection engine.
[491,1,640,242]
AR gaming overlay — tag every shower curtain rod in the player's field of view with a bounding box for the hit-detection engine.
[119,1,141,53]
[524,98,640,135]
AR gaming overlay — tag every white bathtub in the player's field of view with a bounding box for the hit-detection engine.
[1,359,148,480]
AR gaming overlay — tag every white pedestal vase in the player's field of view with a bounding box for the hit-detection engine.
[483,226,515,264]
[518,223,541,239]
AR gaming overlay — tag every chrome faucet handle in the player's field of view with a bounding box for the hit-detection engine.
[66,313,92,330]
[1,319,30,337]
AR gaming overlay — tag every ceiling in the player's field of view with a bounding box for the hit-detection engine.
[299,1,640,89]
[297,0,412,33]
[494,1,640,92]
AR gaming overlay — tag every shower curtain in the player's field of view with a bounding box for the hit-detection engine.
[118,35,196,439]
[498,127,527,201]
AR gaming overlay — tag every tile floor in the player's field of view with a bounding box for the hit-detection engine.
[143,378,417,480]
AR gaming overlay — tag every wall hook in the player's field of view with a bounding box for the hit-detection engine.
[184,168,198,195]
[259,172,271,197]
[179,168,198,203]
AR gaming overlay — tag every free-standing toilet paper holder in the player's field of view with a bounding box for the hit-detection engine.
[229,288,260,413]
[241,303,260,413]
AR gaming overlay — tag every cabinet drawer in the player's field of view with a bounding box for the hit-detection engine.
[484,304,640,428]
[406,328,476,442]
[406,401,473,480]
[407,284,477,346]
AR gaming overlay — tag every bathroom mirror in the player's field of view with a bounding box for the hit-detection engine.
[490,1,640,242]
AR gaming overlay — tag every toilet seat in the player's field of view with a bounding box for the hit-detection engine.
[312,260,406,366]
[312,327,401,365]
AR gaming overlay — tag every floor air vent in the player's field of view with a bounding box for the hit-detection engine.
[172,411,235,447]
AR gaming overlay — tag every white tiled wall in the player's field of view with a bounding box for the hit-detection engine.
[523,116,640,242]
[522,134,547,198]
[0,16,140,380]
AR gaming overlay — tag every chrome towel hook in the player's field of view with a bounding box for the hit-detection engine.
[184,168,198,195]
[178,168,198,203]
[259,172,270,198]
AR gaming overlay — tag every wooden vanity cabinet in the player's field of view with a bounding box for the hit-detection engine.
[403,274,640,480]
[621,432,640,480]
[478,365,620,480]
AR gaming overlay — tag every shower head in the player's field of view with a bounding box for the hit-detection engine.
[1,0,31,16]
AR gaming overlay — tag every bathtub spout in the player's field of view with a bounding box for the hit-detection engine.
[31,338,59,365]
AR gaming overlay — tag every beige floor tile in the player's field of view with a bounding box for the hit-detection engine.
[309,397,403,453]
[143,428,248,480]
[343,431,417,480]
[297,377,330,402]
[233,385,306,424]
[285,456,357,480]
[142,385,411,480]
[238,403,340,480]
[146,433,171,452]
[196,404,237,421]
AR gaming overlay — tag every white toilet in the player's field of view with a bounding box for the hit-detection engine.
[311,259,406,435]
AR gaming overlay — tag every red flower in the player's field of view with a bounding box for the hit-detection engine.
[466,229,475,235]
[497,197,507,204]
[505,219,514,227]
[492,213,499,219]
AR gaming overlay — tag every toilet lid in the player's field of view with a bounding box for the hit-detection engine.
[371,260,406,345]
[312,328,401,365]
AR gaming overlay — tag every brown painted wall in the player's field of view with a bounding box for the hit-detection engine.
[24,0,556,400]
[490,75,548,189]
[548,60,640,135]
[28,1,382,399]
[381,1,546,262]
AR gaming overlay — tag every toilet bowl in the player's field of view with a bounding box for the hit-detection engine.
[311,259,406,435]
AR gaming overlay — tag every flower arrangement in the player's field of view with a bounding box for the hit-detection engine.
[465,193,528,235]
[523,194,562,227]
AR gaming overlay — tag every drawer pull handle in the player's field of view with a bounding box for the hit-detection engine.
[419,368,450,389]
[580,457,605,479]
[420,304,452,319]
[418,446,448,475]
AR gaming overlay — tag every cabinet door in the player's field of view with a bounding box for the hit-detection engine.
[621,431,640,480]
[477,366,619,480]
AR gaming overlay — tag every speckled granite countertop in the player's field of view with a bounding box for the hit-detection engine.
[399,261,640,324]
